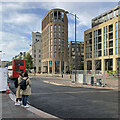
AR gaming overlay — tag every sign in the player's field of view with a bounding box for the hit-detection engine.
[0,68,8,91]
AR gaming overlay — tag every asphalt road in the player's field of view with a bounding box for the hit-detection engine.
[9,77,119,119]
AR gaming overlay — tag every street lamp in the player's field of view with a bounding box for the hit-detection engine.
[65,11,79,83]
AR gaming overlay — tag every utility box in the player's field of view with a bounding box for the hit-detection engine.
[77,74,85,84]
[86,75,91,84]
[0,68,8,92]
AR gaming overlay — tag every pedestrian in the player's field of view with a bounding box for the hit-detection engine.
[20,72,31,108]
[15,71,24,106]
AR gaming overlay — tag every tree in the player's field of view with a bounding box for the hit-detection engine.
[69,57,74,78]
[24,53,33,72]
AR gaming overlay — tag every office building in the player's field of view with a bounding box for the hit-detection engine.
[41,9,68,74]
[31,32,42,73]
[84,5,120,73]
[68,41,84,71]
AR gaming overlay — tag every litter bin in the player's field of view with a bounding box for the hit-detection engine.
[91,76,94,86]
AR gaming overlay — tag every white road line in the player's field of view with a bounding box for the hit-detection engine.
[31,90,111,95]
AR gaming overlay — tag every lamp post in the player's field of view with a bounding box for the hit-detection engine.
[65,11,79,83]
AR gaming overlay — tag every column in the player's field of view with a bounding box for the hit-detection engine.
[101,59,105,74]
[60,60,62,74]
[52,60,55,74]
[92,60,95,74]
[113,58,117,71]
[48,61,50,74]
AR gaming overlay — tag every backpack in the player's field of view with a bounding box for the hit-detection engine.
[14,79,18,88]
[20,78,28,90]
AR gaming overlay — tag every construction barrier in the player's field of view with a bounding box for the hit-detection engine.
[0,67,9,93]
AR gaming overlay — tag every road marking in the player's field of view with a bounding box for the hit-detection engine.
[43,81,63,86]
[32,90,111,95]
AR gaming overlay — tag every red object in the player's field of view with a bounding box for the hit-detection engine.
[8,59,26,79]
[6,77,10,93]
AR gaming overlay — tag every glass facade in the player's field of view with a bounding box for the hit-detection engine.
[55,61,60,74]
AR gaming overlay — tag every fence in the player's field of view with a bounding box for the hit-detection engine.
[71,70,107,86]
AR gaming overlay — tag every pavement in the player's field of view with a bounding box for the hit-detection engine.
[31,75,119,90]
[1,91,60,120]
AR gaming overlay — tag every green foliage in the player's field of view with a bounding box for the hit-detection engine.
[24,53,33,71]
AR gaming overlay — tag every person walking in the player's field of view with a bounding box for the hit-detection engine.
[15,71,24,106]
[20,72,31,108]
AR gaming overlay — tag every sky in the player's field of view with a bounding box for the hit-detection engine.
[0,1,118,61]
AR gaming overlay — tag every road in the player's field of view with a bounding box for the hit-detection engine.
[9,76,119,119]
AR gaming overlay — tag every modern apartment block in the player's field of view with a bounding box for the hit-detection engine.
[31,32,42,73]
[84,5,120,73]
[68,41,84,71]
[41,9,68,74]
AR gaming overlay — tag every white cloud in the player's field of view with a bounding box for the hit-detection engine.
[1,2,118,61]
[4,12,40,25]
[1,32,30,61]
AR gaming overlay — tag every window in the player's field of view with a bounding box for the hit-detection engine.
[109,49,113,55]
[49,61,52,67]
[51,25,52,31]
[51,39,52,45]
[54,52,56,58]
[119,39,120,47]
[104,27,105,34]
[62,25,64,32]
[58,11,61,22]
[119,30,120,38]
[54,39,56,44]
[62,12,64,22]
[106,26,108,33]
[39,60,41,63]
[54,11,57,22]
[59,39,61,45]
[109,33,113,39]
[54,25,56,31]
[119,21,120,29]
[54,45,57,51]
[51,45,53,51]
[116,31,118,39]
[116,48,118,55]
[51,12,53,22]
[59,46,61,51]
[59,25,61,31]
[116,39,118,47]
[54,32,56,38]
[113,11,115,17]
[59,32,61,38]
[109,24,113,32]
[51,52,52,58]
[116,22,118,30]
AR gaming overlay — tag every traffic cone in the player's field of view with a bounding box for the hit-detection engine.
[6,77,10,94]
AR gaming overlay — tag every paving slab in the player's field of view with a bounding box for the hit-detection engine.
[1,93,41,119]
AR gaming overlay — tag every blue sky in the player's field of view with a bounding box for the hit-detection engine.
[0,1,118,61]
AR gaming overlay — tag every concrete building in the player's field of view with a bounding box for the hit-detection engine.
[31,32,42,73]
[84,5,120,73]
[68,41,84,71]
[41,9,68,74]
